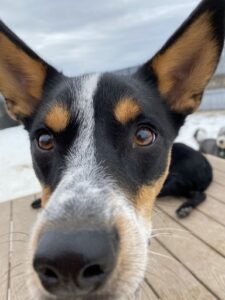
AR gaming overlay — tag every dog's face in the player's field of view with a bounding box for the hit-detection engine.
[0,0,224,299]
[28,72,173,300]
[217,127,225,149]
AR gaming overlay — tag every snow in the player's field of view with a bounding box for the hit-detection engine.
[0,126,41,203]
[175,111,225,149]
[0,111,225,203]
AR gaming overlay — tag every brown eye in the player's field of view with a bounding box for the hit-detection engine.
[134,127,156,147]
[37,132,54,151]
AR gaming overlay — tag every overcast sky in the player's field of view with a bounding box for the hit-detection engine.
[1,0,200,76]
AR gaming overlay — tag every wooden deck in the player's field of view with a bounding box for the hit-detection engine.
[0,155,225,300]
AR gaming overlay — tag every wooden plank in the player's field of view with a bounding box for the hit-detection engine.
[157,197,225,257]
[206,182,225,204]
[213,169,225,187]
[197,195,225,227]
[0,201,11,300]
[153,210,225,299]
[140,281,159,300]
[146,239,215,300]
[206,155,225,173]
[10,195,38,300]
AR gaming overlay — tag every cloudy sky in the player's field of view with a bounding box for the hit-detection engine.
[1,0,200,76]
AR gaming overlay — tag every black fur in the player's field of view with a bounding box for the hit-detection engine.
[159,143,213,218]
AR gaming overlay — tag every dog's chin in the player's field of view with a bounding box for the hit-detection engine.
[40,295,117,300]
[28,276,140,300]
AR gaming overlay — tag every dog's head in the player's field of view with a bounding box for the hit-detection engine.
[217,126,225,149]
[0,0,224,299]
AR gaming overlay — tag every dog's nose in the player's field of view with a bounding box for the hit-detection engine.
[33,229,119,296]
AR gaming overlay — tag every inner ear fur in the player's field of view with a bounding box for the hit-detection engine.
[141,0,225,115]
[0,20,56,120]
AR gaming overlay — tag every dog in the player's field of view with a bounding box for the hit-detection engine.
[159,143,213,218]
[0,0,224,299]
[195,127,225,158]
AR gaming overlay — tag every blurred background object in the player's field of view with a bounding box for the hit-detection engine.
[0,94,18,129]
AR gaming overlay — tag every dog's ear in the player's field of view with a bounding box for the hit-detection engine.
[0,20,59,121]
[139,0,225,115]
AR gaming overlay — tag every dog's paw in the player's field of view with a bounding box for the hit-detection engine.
[176,206,193,218]
[31,198,42,209]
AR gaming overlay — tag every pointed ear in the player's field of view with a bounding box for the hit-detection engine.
[0,20,58,121]
[139,0,225,115]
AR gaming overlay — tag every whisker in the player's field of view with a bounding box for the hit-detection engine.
[11,271,36,298]
[151,227,186,233]
[0,263,26,288]
[150,233,190,241]
[0,232,30,238]
[148,250,176,261]
[0,239,29,246]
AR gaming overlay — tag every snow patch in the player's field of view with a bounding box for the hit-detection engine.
[175,111,225,149]
[0,126,41,203]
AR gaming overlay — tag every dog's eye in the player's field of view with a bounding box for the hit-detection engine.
[134,127,156,147]
[37,132,54,151]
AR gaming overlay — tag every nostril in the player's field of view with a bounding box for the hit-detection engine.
[83,264,104,279]
[79,263,107,289]
[36,265,60,288]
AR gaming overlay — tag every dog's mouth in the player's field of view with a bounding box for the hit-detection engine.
[39,291,118,300]
[30,284,139,300]
[34,284,141,300]
[46,294,121,300]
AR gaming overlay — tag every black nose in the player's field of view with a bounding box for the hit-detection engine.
[33,229,119,296]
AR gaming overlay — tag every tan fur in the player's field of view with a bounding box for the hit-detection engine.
[152,13,218,113]
[41,186,51,207]
[45,105,70,133]
[0,34,46,119]
[112,216,148,297]
[107,152,171,297]
[135,152,171,219]
[114,97,141,125]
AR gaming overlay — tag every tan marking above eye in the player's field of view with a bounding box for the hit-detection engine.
[45,105,70,133]
[114,97,141,125]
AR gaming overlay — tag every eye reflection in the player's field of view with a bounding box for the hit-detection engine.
[37,132,54,151]
[134,127,156,147]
